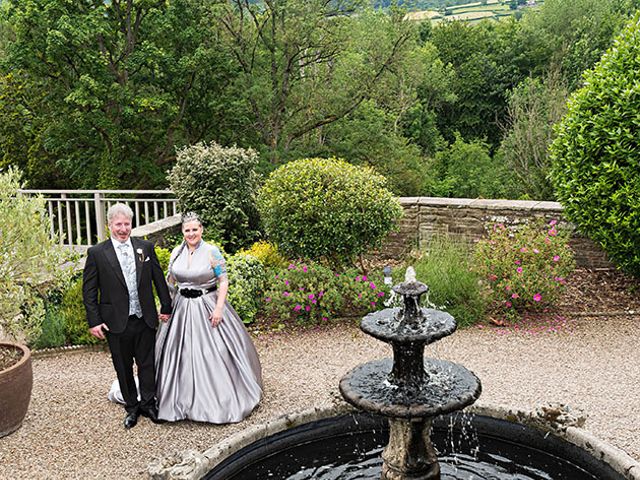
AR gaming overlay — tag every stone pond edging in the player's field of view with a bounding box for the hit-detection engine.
[145,399,640,480]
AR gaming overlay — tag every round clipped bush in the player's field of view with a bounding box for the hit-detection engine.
[550,16,640,276]
[168,142,261,252]
[257,158,403,266]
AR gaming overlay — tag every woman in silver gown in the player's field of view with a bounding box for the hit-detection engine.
[155,212,262,423]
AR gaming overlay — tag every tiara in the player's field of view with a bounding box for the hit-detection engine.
[181,211,202,224]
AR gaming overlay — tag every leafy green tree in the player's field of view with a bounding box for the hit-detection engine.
[0,0,241,188]
[550,15,640,276]
[499,69,568,200]
[424,135,516,199]
[213,1,415,164]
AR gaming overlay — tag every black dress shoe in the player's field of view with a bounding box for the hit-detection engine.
[139,406,164,424]
[124,411,138,429]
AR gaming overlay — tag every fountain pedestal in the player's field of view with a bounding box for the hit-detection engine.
[382,419,439,480]
[339,274,481,480]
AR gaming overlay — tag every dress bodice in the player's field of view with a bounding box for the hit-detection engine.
[169,241,226,290]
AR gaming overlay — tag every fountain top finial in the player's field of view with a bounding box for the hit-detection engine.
[405,266,416,283]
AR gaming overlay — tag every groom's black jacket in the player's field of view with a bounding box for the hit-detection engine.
[82,237,172,334]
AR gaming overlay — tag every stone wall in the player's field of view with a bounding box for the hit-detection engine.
[380,197,611,270]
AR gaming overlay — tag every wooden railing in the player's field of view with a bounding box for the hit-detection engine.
[18,189,178,249]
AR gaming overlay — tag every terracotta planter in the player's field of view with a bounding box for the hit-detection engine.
[0,342,33,438]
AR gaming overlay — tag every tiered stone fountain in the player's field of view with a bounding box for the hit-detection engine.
[339,268,481,479]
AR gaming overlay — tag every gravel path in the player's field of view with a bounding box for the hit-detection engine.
[1,314,639,479]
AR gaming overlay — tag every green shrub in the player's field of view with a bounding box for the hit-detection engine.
[62,277,98,346]
[155,246,171,274]
[263,261,344,325]
[227,252,267,324]
[550,16,640,276]
[473,220,575,320]
[258,158,403,267]
[407,236,488,328]
[168,142,261,252]
[0,168,71,343]
[34,292,66,349]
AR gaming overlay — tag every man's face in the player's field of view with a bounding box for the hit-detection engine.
[109,213,132,242]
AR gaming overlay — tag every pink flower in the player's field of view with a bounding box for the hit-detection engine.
[302,266,308,273]
[488,274,498,282]
[293,304,302,311]
[505,301,512,308]
[358,293,362,299]
[362,275,368,281]
[370,301,376,307]
[311,299,317,304]
[553,255,560,262]
[305,305,311,312]
[533,248,539,254]
[355,276,361,282]
[548,228,557,237]
[549,219,558,226]
[322,317,328,322]
[265,297,271,302]
[520,247,527,253]
[299,287,305,291]
[377,292,385,297]
[283,291,290,297]
[288,263,296,270]
[284,280,289,286]
[308,293,315,300]
[511,293,519,299]
[516,267,523,274]
[369,282,376,289]
[505,285,511,291]
[318,291,325,297]
[533,293,542,302]
[515,259,521,265]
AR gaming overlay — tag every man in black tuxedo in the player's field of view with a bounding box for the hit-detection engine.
[83,203,172,429]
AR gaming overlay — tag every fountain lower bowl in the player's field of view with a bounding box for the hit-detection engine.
[340,358,481,418]
[205,411,626,480]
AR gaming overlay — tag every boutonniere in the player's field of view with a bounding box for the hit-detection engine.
[136,248,144,262]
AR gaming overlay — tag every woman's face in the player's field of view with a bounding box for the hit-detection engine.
[182,220,203,249]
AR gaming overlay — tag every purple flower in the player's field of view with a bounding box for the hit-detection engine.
[284,279,289,286]
[318,291,325,297]
[362,275,368,281]
[302,266,308,273]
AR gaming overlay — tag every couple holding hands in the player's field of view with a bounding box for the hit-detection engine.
[82,204,262,429]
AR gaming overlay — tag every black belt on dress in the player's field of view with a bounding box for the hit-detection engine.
[179,286,217,298]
